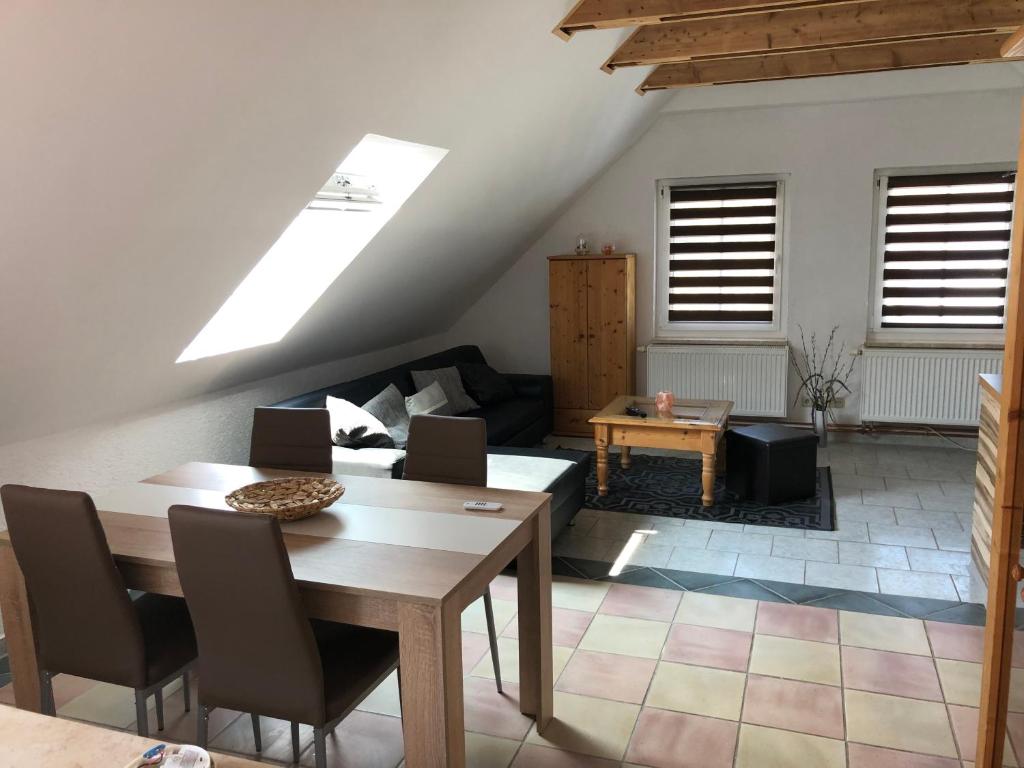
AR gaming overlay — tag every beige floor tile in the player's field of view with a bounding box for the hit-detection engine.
[674,592,757,632]
[645,661,746,720]
[839,611,931,656]
[551,577,611,612]
[525,691,640,760]
[845,690,957,758]
[470,637,572,684]
[356,670,401,717]
[735,724,846,768]
[465,732,521,768]
[748,635,841,686]
[936,659,982,707]
[1012,669,1024,713]
[57,682,137,729]
[578,614,670,659]
[464,596,517,635]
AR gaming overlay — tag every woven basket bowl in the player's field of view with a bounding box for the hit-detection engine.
[224,477,345,522]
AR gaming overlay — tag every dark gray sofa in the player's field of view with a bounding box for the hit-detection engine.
[273,345,552,447]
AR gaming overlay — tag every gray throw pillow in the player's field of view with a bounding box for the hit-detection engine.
[411,366,479,415]
[363,383,411,448]
[406,381,449,416]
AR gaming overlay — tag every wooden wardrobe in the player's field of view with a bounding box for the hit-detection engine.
[548,253,636,436]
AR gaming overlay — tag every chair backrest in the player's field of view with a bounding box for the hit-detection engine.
[0,485,146,687]
[249,407,332,474]
[167,505,325,723]
[402,414,487,486]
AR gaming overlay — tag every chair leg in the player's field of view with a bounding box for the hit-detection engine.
[197,704,210,748]
[182,672,191,713]
[251,713,262,751]
[134,690,149,738]
[313,726,327,768]
[155,688,165,731]
[291,722,300,764]
[39,671,55,716]
[483,587,503,694]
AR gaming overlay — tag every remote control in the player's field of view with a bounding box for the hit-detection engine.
[464,501,503,512]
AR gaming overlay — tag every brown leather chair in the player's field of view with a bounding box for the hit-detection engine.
[402,414,503,691]
[249,407,332,474]
[0,485,196,736]
[168,505,399,768]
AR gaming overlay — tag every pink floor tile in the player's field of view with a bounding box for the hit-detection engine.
[0,684,13,706]
[841,646,942,702]
[1008,712,1024,761]
[848,743,960,768]
[554,649,657,704]
[755,602,838,643]
[309,711,405,768]
[510,744,620,768]
[2,674,101,710]
[947,704,983,762]
[598,583,681,622]
[504,606,594,648]
[489,575,518,602]
[662,623,752,672]
[741,674,844,739]
[463,677,534,741]
[925,621,984,664]
[463,631,492,671]
[625,708,737,768]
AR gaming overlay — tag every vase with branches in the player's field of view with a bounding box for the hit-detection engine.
[789,325,856,447]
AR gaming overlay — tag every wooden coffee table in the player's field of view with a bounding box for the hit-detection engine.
[589,396,733,507]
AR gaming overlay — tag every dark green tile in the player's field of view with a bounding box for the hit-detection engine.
[558,557,641,580]
[924,603,987,626]
[753,580,840,605]
[604,568,684,590]
[698,579,787,603]
[552,557,588,578]
[654,568,736,591]
[870,593,961,619]
[804,591,904,617]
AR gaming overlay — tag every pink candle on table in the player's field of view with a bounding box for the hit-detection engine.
[655,390,674,415]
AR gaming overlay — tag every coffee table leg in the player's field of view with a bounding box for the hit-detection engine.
[701,451,715,507]
[595,425,610,496]
[620,446,631,469]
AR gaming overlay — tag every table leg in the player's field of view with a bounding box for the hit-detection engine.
[398,601,465,768]
[517,503,553,731]
[701,451,715,507]
[620,446,631,469]
[0,544,42,712]
[595,425,610,497]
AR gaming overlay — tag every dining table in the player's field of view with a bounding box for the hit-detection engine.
[0,461,554,768]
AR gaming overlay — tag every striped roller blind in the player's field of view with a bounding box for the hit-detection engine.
[880,170,1015,329]
[667,181,780,324]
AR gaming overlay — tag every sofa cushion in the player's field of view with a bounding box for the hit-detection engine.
[464,398,546,445]
[362,384,410,448]
[457,362,515,405]
[411,366,479,415]
[330,447,406,478]
[487,454,576,492]
[405,381,449,417]
[325,396,393,449]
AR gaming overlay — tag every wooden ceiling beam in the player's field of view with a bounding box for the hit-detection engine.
[638,32,1019,91]
[552,0,870,39]
[603,0,1024,70]
[1001,24,1024,54]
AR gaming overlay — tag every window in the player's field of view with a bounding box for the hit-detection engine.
[657,177,784,333]
[872,167,1015,333]
[177,134,448,362]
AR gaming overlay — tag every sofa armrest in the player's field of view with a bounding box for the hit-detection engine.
[503,373,553,434]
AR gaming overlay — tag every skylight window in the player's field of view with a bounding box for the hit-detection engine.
[177,134,447,363]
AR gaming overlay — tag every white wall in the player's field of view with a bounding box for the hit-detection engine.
[445,81,1024,422]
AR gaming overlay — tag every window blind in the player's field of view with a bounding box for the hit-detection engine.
[880,170,1015,329]
[667,181,779,324]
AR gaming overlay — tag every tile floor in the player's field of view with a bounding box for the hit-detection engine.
[548,436,983,603]
[1,575,1019,767]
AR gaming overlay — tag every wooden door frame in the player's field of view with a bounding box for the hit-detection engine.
[976,99,1024,767]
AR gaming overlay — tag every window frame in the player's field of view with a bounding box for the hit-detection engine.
[655,173,789,340]
[867,162,1014,345]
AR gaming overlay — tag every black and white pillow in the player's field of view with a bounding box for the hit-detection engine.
[325,395,395,449]
[411,366,479,415]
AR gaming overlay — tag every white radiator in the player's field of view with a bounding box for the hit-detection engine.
[861,348,1003,426]
[645,344,788,417]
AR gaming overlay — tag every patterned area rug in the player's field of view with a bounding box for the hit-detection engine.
[584,452,835,532]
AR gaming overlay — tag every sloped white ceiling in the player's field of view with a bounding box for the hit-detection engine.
[0,0,667,444]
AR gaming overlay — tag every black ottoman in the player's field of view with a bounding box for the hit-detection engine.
[726,424,817,504]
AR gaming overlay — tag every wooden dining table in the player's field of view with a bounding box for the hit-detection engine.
[0,461,554,768]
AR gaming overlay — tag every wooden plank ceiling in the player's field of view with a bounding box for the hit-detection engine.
[553,0,1024,92]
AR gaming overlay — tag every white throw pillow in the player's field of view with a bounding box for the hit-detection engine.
[325,395,390,446]
[405,381,449,416]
